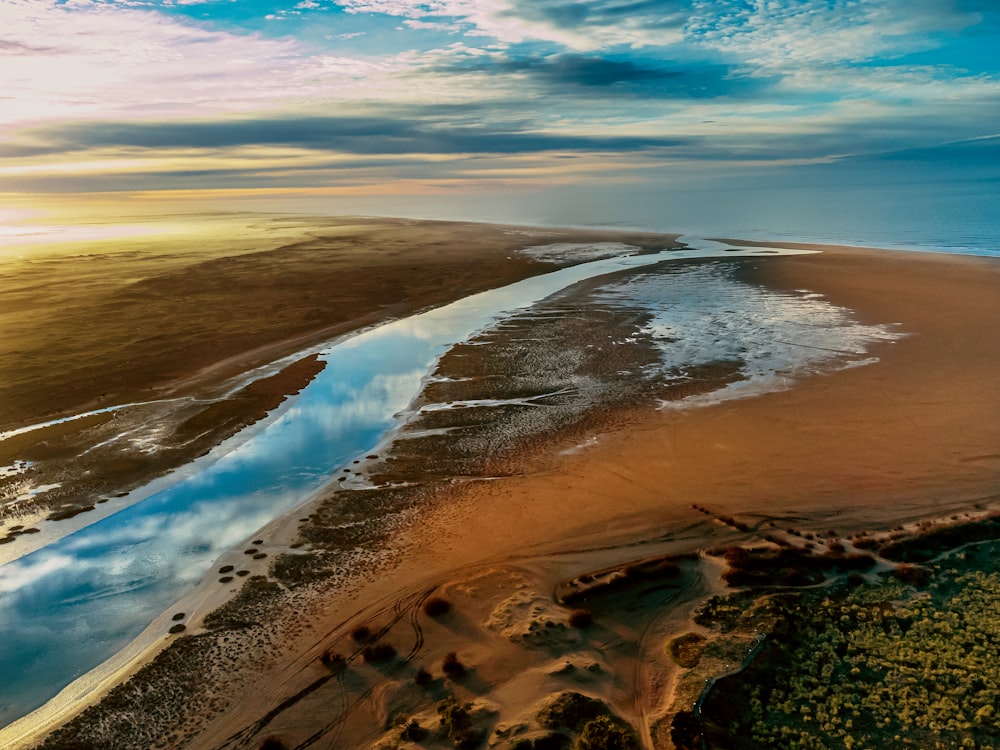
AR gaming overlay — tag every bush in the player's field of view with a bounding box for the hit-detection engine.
[670,711,701,750]
[258,737,288,750]
[573,716,640,750]
[320,650,345,670]
[362,643,397,663]
[892,564,931,587]
[442,651,466,678]
[438,695,481,749]
[537,692,609,731]
[400,720,427,742]
[568,609,593,628]
[350,625,372,642]
[423,597,452,617]
[666,632,707,668]
[415,667,433,686]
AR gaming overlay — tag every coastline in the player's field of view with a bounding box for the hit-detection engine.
[5,230,1000,749]
[0,217,682,561]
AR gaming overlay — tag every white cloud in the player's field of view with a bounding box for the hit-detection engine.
[0,0,418,133]
[686,0,974,68]
[0,552,74,594]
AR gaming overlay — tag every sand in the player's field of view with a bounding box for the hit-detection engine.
[0,216,681,561]
[5,230,1000,750]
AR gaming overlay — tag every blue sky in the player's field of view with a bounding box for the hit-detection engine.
[1,0,998,224]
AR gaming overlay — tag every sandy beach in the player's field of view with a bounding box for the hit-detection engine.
[4,225,999,750]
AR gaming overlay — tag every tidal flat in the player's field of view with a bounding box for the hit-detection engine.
[0,215,998,750]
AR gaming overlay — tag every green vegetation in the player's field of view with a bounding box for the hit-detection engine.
[537,692,610,732]
[878,516,1000,562]
[572,716,640,750]
[701,542,1000,749]
[437,695,482,749]
[319,650,345,671]
[667,632,708,668]
[414,667,433,686]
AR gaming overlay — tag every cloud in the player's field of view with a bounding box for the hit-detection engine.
[0,0,407,130]
[0,38,64,55]
[0,0,996,205]
[331,0,688,47]
[686,0,979,68]
[431,51,774,98]
[28,115,689,155]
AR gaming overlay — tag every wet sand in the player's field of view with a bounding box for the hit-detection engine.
[7,234,1000,749]
[0,216,680,561]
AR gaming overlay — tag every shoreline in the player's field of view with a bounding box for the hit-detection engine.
[0,218,684,561]
[5,230,1000,749]
[1,240,802,740]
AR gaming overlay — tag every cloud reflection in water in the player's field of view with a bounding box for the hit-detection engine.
[0,246,706,725]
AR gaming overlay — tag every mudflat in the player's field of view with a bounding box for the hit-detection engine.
[0,216,680,555]
[5,226,999,750]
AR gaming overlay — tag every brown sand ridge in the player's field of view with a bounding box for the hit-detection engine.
[8,230,1000,750]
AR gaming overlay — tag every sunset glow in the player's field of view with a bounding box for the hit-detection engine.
[1,0,997,223]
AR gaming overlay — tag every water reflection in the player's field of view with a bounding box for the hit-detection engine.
[593,262,902,406]
[1,246,728,726]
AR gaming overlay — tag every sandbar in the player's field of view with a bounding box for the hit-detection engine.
[5,226,999,750]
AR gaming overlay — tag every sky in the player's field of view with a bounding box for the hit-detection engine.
[1,0,999,234]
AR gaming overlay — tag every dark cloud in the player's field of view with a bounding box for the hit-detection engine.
[31,116,689,154]
[434,53,773,99]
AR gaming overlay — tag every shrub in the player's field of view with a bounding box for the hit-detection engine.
[892,564,931,587]
[670,711,701,750]
[415,667,433,686]
[442,651,467,678]
[423,597,452,617]
[320,651,345,670]
[573,716,640,750]
[438,695,481,749]
[400,720,427,742]
[537,692,609,732]
[362,643,396,663]
[568,609,593,628]
[258,737,288,750]
[666,633,707,668]
[350,625,372,642]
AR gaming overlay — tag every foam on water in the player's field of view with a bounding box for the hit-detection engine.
[592,241,905,408]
